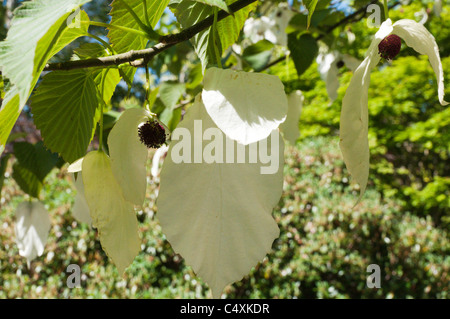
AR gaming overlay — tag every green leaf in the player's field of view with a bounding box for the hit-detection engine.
[0,74,4,99]
[159,82,186,110]
[93,68,122,105]
[31,70,99,163]
[157,95,284,298]
[242,39,274,71]
[288,32,318,76]
[147,86,160,109]
[14,142,60,181]
[74,42,108,59]
[0,154,12,195]
[303,0,319,29]
[194,0,230,13]
[12,164,43,199]
[108,0,170,83]
[0,86,20,156]
[11,141,60,198]
[0,0,91,154]
[159,107,182,132]
[216,0,255,52]
[171,0,256,71]
[74,43,122,106]
[186,64,204,90]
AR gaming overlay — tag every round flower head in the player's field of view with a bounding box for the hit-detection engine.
[339,18,448,202]
[378,34,402,60]
[138,119,167,149]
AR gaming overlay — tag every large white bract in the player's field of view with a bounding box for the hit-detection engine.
[202,67,287,145]
[157,94,284,298]
[316,51,361,102]
[279,90,304,145]
[108,107,150,207]
[243,5,293,46]
[72,174,92,226]
[82,151,141,275]
[340,18,449,201]
[14,201,51,266]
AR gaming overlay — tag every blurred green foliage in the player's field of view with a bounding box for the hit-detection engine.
[0,138,448,298]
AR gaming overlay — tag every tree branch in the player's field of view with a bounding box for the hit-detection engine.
[43,0,258,72]
[261,0,400,71]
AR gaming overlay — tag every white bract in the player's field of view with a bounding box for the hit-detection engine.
[14,201,51,266]
[202,67,287,145]
[340,19,448,201]
[151,144,169,178]
[108,107,150,207]
[71,174,92,226]
[243,17,276,44]
[157,94,284,298]
[243,5,293,46]
[82,151,141,275]
[279,90,304,145]
[317,51,361,102]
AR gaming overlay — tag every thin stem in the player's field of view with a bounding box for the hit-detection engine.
[82,21,149,39]
[383,0,389,20]
[43,1,263,71]
[145,64,151,108]
[213,8,222,68]
[85,33,115,55]
[116,0,159,40]
[98,69,109,152]
[143,0,151,27]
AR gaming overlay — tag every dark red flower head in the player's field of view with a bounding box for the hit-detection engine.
[138,119,167,149]
[378,34,402,60]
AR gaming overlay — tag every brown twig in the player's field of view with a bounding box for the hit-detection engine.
[43,0,258,71]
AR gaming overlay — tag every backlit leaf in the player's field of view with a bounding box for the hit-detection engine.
[31,70,99,163]
[0,0,91,153]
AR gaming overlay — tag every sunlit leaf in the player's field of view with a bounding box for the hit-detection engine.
[303,0,319,29]
[0,0,91,153]
[194,0,230,13]
[31,70,99,163]
[108,0,170,83]
[170,0,256,71]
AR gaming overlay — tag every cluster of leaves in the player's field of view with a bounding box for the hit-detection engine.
[279,3,450,227]
[0,138,447,298]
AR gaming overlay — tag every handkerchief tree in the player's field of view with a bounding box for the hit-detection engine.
[0,0,447,298]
